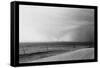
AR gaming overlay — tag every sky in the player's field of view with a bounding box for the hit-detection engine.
[19,5,94,42]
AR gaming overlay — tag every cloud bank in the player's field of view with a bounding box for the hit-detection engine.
[19,5,94,42]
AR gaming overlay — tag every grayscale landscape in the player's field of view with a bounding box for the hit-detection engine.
[19,5,95,63]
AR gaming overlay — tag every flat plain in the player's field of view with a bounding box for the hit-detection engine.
[19,42,94,63]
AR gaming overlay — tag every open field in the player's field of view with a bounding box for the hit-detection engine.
[19,42,94,63]
[31,48,94,63]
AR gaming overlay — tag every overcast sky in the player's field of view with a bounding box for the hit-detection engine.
[19,5,94,42]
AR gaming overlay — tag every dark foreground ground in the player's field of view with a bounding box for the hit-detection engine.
[19,42,94,63]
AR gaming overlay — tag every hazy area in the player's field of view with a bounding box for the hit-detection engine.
[19,5,94,42]
[19,5,95,63]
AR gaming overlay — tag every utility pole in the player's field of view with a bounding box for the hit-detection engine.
[22,45,26,54]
